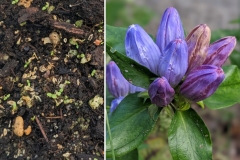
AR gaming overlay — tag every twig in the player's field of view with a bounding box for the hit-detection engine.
[50,21,85,35]
[35,116,49,142]
[45,116,62,119]
[45,109,63,119]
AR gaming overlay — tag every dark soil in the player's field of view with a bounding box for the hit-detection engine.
[0,0,104,159]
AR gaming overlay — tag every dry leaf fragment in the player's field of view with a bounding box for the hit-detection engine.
[57,144,63,150]
[88,95,103,109]
[93,39,102,46]
[22,96,33,108]
[49,32,60,47]
[18,0,33,8]
[41,37,52,44]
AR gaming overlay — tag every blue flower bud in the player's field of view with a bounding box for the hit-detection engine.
[186,24,211,74]
[148,77,175,107]
[110,97,124,112]
[106,61,129,98]
[203,36,236,66]
[158,39,188,87]
[180,65,225,102]
[156,7,185,53]
[125,24,161,75]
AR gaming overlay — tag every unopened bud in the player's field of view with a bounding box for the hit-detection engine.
[158,38,188,87]
[186,24,211,73]
[106,61,129,98]
[148,77,175,107]
[125,24,161,75]
[203,36,236,66]
[156,7,185,53]
[180,65,225,102]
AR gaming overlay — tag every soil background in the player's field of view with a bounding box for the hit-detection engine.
[0,0,104,160]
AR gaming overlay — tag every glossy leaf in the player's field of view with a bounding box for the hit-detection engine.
[106,25,127,54]
[204,65,240,109]
[168,108,212,160]
[107,149,139,160]
[107,44,156,89]
[106,93,161,158]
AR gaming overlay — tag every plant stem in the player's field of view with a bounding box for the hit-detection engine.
[106,110,115,160]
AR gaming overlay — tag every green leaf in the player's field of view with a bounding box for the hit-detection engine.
[168,108,212,160]
[229,50,240,68]
[106,25,127,55]
[106,93,161,158]
[106,44,156,89]
[211,29,240,43]
[107,149,138,160]
[106,1,154,27]
[204,65,240,109]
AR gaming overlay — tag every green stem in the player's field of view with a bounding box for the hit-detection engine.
[106,109,115,160]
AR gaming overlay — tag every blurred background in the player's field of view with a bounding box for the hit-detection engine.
[107,0,240,160]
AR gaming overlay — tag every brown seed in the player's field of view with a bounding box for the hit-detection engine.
[24,126,32,135]
[13,116,24,137]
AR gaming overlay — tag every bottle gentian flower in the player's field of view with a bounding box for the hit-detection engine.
[106,61,145,112]
[203,36,236,66]
[156,7,185,53]
[180,65,225,102]
[158,38,188,87]
[124,7,187,107]
[125,24,161,75]
[107,61,129,98]
[186,24,211,74]
[148,77,175,107]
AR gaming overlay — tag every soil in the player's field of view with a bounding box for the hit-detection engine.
[0,0,104,160]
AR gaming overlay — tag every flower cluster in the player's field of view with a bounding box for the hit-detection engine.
[107,7,236,111]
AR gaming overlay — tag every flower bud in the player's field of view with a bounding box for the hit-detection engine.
[186,24,211,73]
[158,39,188,87]
[107,61,129,98]
[110,97,124,112]
[180,65,225,102]
[125,24,161,75]
[203,36,236,66]
[156,7,185,53]
[148,77,175,107]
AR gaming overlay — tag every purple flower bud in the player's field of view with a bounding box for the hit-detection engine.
[156,7,185,53]
[203,36,236,66]
[125,24,161,75]
[158,39,188,87]
[180,65,225,102]
[186,24,211,74]
[148,77,175,107]
[107,61,129,98]
[110,97,124,112]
